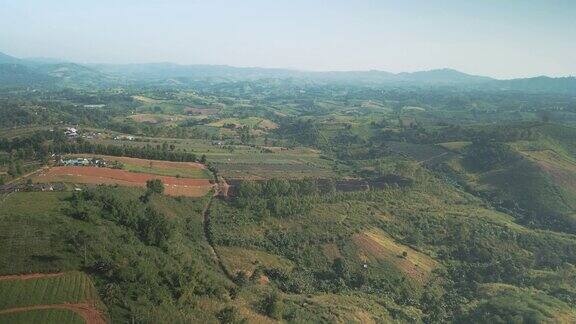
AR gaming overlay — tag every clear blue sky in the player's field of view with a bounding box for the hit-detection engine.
[0,0,574,78]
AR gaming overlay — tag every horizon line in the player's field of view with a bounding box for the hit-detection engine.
[3,51,575,81]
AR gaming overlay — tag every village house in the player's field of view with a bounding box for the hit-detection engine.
[61,158,106,167]
[65,127,78,137]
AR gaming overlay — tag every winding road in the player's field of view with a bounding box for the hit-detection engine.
[202,197,236,282]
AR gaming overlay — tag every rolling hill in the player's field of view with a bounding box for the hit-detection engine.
[0,51,575,93]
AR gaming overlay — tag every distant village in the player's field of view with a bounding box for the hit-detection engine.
[64,127,136,141]
[59,157,107,167]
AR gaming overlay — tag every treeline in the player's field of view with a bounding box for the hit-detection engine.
[275,119,324,148]
[463,139,519,171]
[0,130,199,163]
[61,185,229,322]
[68,186,172,247]
[0,99,119,128]
[51,139,198,162]
[233,179,325,218]
[108,120,216,141]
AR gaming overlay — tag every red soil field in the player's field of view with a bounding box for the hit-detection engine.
[0,272,64,281]
[34,167,214,197]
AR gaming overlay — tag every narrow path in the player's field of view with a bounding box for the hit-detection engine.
[202,197,236,282]
[6,166,49,184]
[0,272,64,281]
[0,303,106,324]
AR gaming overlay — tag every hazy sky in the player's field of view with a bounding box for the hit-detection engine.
[1,0,575,78]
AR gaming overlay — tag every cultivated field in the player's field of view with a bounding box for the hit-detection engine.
[68,155,212,179]
[88,138,342,179]
[352,228,438,285]
[216,246,294,277]
[208,117,278,130]
[0,192,78,274]
[33,166,214,197]
[127,113,188,125]
[0,271,106,324]
[0,308,84,324]
[520,149,576,196]
[386,141,454,165]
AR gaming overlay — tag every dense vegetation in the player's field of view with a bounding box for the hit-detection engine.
[0,74,575,323]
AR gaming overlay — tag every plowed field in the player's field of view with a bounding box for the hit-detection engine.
[34,166,214,197]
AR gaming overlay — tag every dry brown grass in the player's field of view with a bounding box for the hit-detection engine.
[352,228,437,284]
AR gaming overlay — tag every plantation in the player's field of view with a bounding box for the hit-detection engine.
[0,272,100,310]
[0,271,105,324]
[0,308,84,324]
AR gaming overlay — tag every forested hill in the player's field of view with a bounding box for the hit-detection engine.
[1,51,575,93]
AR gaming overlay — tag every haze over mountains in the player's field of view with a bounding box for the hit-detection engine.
[1,51,575,94]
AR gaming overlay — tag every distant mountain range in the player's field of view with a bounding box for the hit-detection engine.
[0,51,575,94]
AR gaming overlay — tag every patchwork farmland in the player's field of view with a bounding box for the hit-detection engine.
[32,166,214,197]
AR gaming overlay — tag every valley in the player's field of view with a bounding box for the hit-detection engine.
[0,52,575,323]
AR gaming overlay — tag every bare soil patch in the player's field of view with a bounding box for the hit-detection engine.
[184,107,219,115]
[34,166,214,197]
[0,272,64,281]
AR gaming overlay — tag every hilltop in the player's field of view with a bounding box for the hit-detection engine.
[0,51,575,93]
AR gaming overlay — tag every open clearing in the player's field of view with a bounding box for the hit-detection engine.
[69,155,212,179]
[216,246,294,277]
[520,149,576,196]
[33,166,214,197]
[132,95,160,104]
[352,228,437,284]
[208,117,278,130]
[184,107,219,115]
[127,113,188,125]
[88,138,341,179]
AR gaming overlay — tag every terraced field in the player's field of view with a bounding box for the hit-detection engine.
[0,271,106,324]
[0,308,85,324]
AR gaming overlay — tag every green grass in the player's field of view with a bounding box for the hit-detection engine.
[0,308,84,324]
[386,141,453,163]
[0,271,100,310]
[208,117,277,130]
[0,192,86,274]
[216,246,294,276]
[90,138,342,179]
[460,284,576,323]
